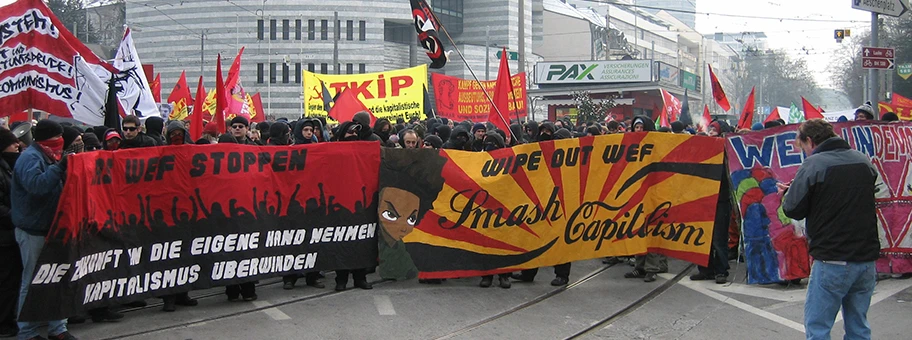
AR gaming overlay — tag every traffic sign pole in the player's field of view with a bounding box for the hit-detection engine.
[869,12,879,104]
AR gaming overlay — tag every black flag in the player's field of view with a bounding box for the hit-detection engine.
[103,73,121,133]
[679,89,693,127]
[410,0,447,69]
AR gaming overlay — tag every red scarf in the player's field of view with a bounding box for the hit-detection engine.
[36,138,64,162]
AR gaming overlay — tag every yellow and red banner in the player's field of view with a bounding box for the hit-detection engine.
[303,65,427,122]
[376,133,726,280]
[879,93,912,121]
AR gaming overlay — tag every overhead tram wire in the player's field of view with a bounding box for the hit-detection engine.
[576,0,868,23]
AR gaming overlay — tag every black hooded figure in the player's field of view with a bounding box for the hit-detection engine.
[435,125,451,144]
[268,122,291,146]
[442,125,472,150]
[353,111,382,142]
[537,122,556,141]
[294,119,316,144]
[509,123,526,145]
[144,116,166,146]
[373,118,393,143]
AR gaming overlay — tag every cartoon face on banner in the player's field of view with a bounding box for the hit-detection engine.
[378,133,727,280]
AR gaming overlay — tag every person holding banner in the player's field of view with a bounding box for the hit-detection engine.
[332,121,374,291]
[10,120,78,340]
[477,131,512,289]
[779,119,880,340]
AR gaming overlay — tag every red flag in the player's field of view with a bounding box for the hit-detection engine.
[9,111,29,123]
[737,87,756,130]
[892,93,912,107]
[329,89,375,125]
[190,76,206,141]
[225,47,246,91]
[701,104,711,132]
[708,65,731,112]
[659,89,680,127]
[801,97,824,120]
[251,93,265,123]
[150,73,161,103]
[167,71,192,120]
[214,54,227,134]
[486,48,512,139]
[765,106,781,123]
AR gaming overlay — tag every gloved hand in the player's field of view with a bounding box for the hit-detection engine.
[58,154,68,172]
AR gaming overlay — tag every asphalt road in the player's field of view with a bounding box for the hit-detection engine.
[64,258,912,340]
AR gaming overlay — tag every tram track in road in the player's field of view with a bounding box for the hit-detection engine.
[100,278,393,340]
[563,264,694,340]
[116,277,285,314]
[433,263,619,340]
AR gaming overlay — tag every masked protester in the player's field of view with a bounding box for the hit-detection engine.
[268,122,292,146]
[442,125,472,151]
[143,117,165,146]
[352,111,381,142]
[82,133,102,152]
[476,131,512,289]
[62,127,83,156]
[104,130,122,151]
[422,135,443,149]
[330,121,374,292]
[0,128,21,338]
[373,118,393,144]
[537,122,556,141]
[166,121,191,146]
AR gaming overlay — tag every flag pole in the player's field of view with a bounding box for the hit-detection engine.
[427,8,506,123]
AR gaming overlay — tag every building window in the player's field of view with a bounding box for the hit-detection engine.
[257,63,264,83]
[320,63,327,74]
[295,19,302,40]
[346,63,353,74]
[269,62,277,83]
[308,20,315,40]
[308,63,315,72]
[346,20,353,41]
[359,20,366,41]
[282,63,289,83]
[320,20,328,40]
[257,19,264,40]
[359,63,366,73]
[270,19,277,40]
[295,63,301,83]
[282,19,290,40]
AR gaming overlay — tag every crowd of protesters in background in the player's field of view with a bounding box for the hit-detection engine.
[0,100,900,339]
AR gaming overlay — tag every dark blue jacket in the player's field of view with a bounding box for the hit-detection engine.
[11,144,64,236]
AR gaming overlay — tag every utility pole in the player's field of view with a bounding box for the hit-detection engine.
[200,30,205,78]
[333,11,340,74]
[518,0,525,73]
[868,12,879,104]
[485,26,490,80]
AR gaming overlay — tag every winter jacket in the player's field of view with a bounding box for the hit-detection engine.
[120,132,158,149]
[11,144,64,236]
[443,125,472,150]
[782,137,880,262]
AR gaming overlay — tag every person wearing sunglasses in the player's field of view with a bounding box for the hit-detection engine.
[229,116,255,145]
[334,121,364,142]
[120,115,157,149]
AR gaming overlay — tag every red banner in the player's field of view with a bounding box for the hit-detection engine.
[432,73,527,122]
[20,142,381,321]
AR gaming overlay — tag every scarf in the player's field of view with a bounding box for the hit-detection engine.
[36,138,64,162]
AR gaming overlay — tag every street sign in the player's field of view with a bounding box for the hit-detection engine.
[863,57,895,69]
[862,47,895,69]
[851,0,909,17]
[899,64,912,80]
[863,47,895,58]
[496,50,519,60]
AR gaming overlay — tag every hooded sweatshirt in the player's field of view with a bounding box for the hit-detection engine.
[373,118,393,143]
[166,121,192,145]
[525,121,540,142]
[353,112,382,142]
[631,115,656,132]
[537,122,557,141]
[435,125,451,143]
[144,117,166,146]
[443,125,472,150]
[509,123,526,145]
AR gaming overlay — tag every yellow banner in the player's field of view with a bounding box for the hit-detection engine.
[303,65,427,121]
[377,133,727,280]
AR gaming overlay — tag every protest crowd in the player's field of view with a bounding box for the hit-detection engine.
[0,99,900,340]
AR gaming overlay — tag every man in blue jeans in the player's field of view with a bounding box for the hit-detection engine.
[10,120,77,340]
[780,119,880,340]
